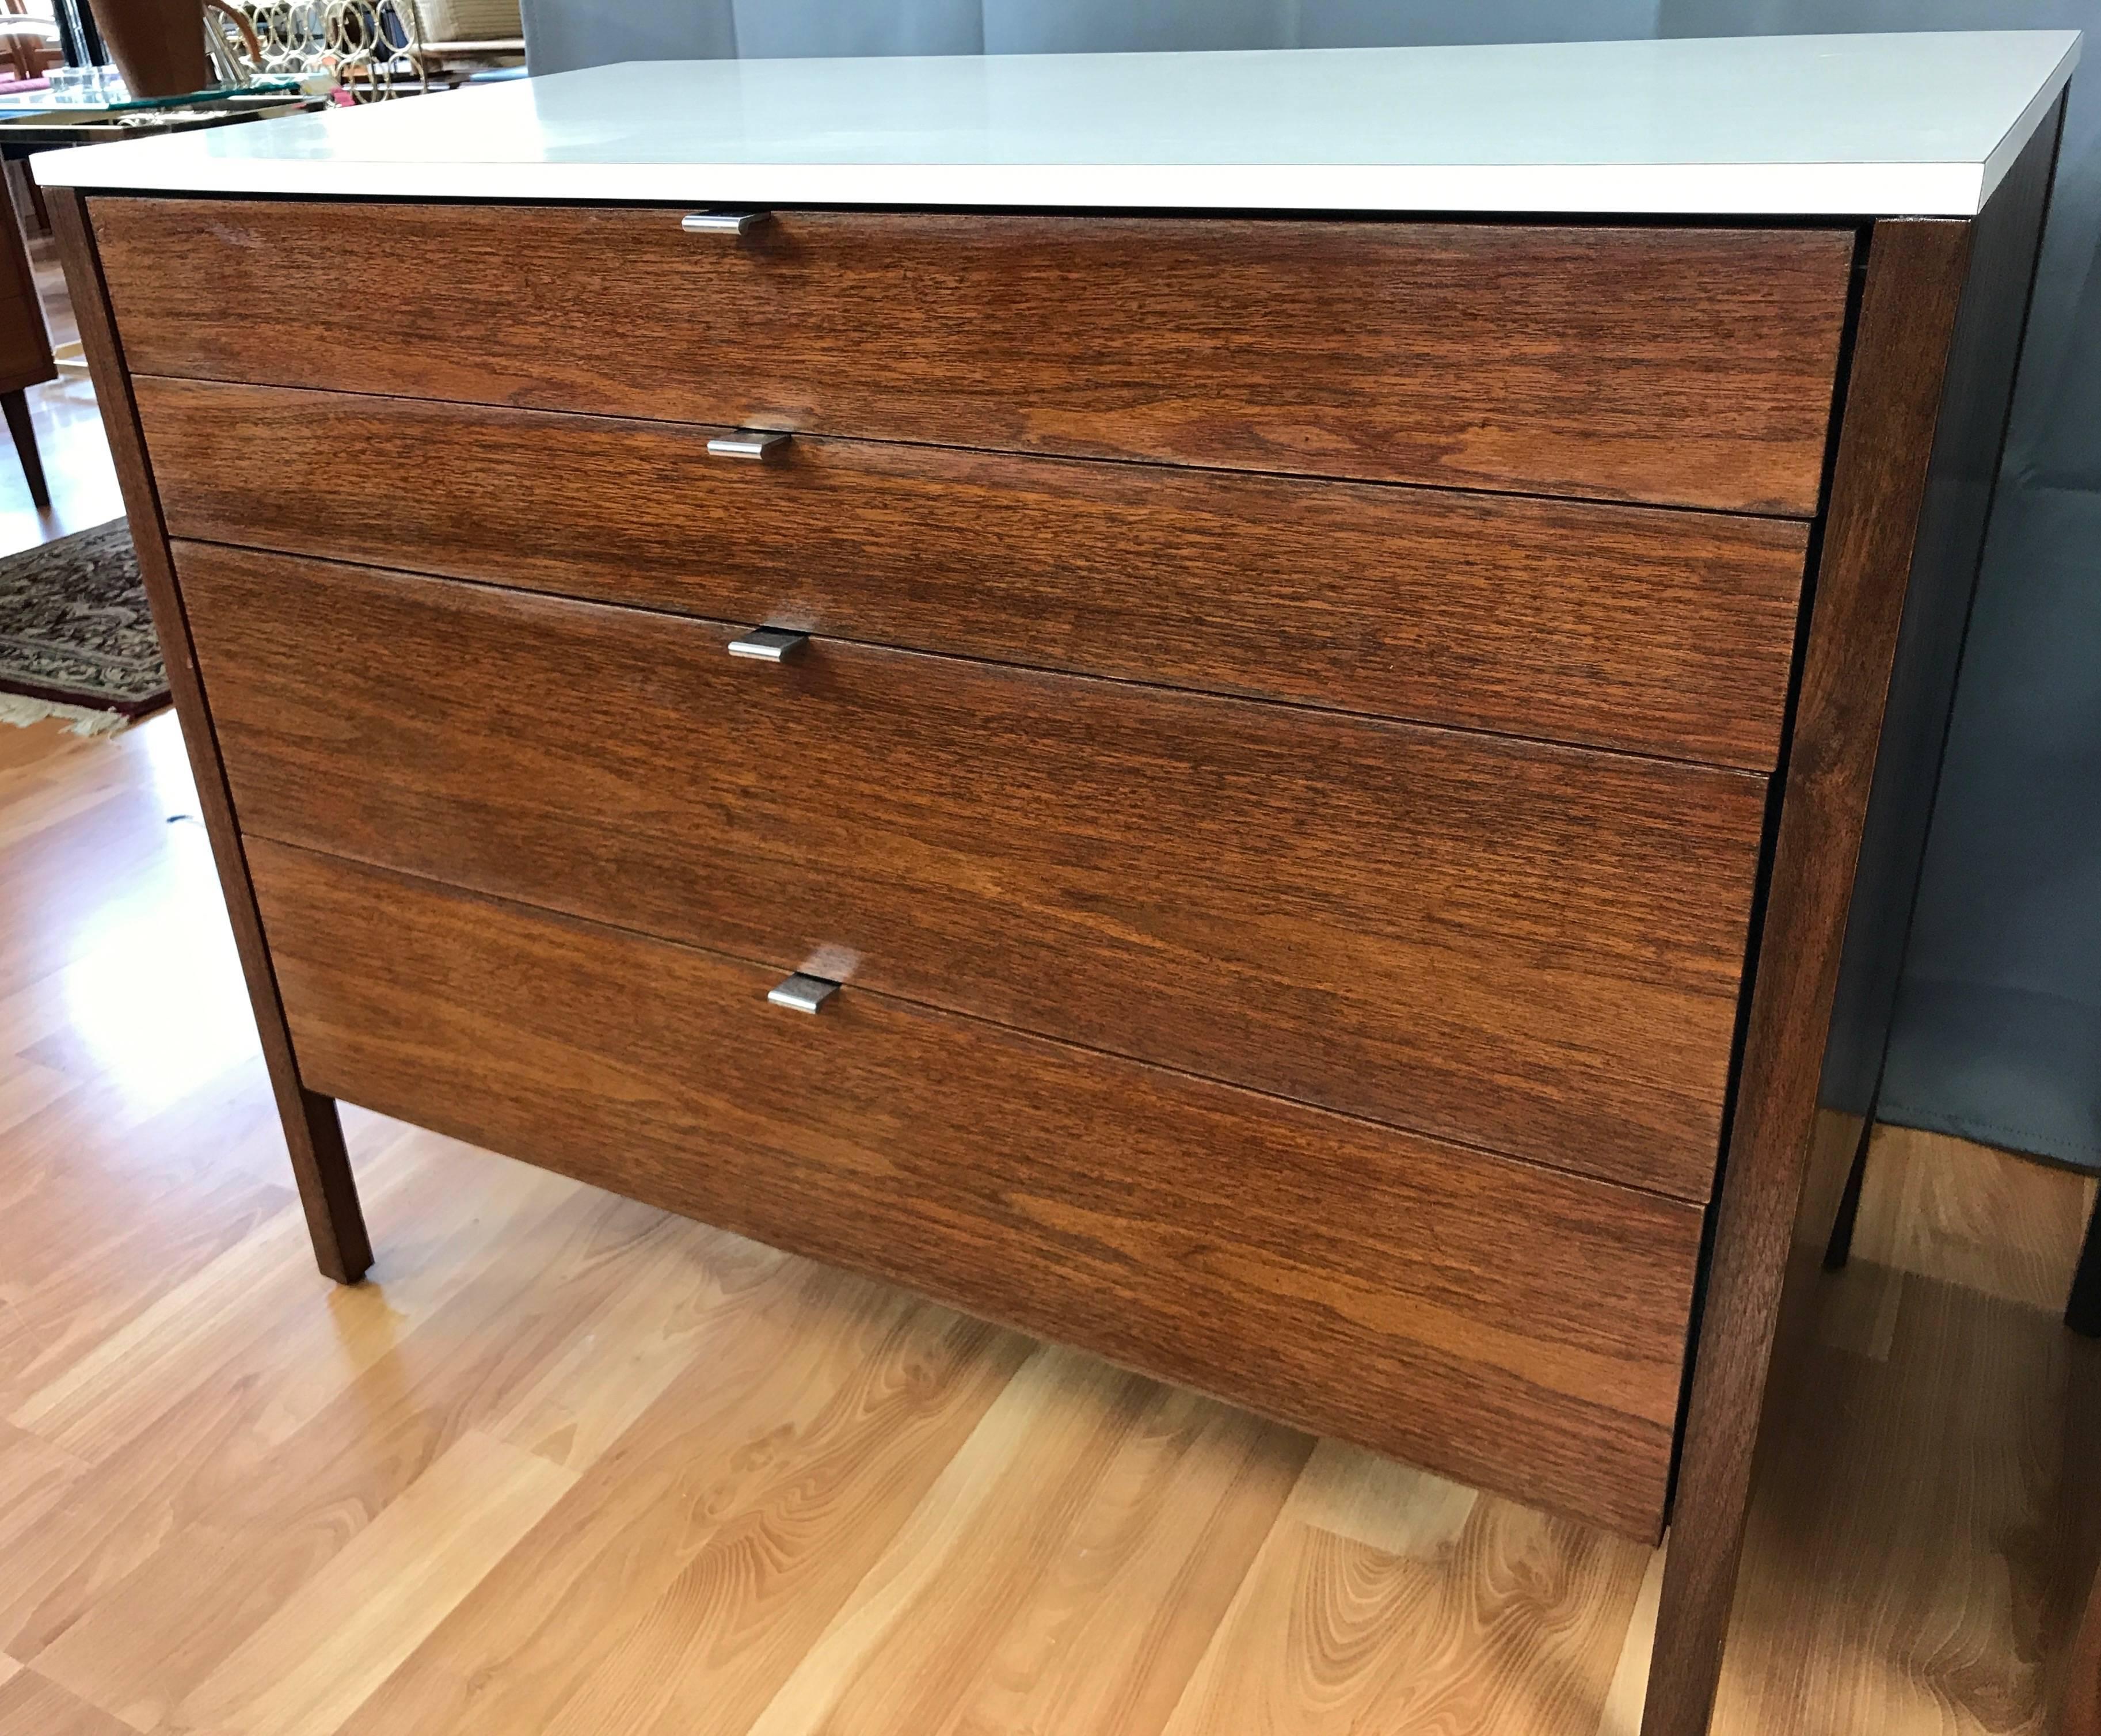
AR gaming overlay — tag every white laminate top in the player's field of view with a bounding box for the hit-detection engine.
[35,31,2080,216]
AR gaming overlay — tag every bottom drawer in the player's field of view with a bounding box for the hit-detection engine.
[252,839,1702,1540]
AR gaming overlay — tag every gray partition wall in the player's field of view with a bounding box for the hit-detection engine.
[519,2,1670,65]
[520,1,2101,1173]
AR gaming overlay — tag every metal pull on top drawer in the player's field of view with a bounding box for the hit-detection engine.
[767,972,838,1013]
[727,627,808,662]
[682,211,773,235]
[706,429,791,461]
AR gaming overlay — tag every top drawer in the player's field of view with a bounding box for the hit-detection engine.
[91,198,1853,514]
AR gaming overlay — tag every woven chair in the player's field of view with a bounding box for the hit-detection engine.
[401,0,519,76]
[0,0,60,82]
[223,0,517,100]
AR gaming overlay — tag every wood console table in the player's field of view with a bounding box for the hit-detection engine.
[35,32,2080,1734]
[0,140,49,504]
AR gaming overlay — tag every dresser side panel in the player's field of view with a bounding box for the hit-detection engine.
[1818,97,2068,1128]
[1647,103,2064,1736]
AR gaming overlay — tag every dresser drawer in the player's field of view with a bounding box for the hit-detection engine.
[251,837,1702,1539]
[97,197,1851,513]
[182,542,1765,1199]
[143,378,1810,769]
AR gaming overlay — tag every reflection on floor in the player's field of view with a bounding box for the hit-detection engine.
[0,708,2094,1735]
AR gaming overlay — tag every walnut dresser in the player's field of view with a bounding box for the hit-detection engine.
[36,33,2080,1736]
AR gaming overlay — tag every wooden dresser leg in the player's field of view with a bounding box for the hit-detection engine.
[284,1088,371,1283]
[46,186,373,1285]
[1640,100,2062,1735]
[2068,1198,2101,1340]
[2,386,47,509]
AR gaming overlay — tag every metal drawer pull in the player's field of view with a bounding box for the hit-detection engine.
[767,972,838,1014]
[682,210,772,235]
[706,429,791,461]
[727,627,809,661]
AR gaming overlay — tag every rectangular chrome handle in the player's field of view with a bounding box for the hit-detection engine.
[728,627,808,661]
[682,210,772,235]
[767,972,838,1014]
[706,429,791,461]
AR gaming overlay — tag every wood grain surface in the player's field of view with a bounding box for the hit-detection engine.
[687,1349,1302,1736]
[343,1276,1040,1736]
[1642,191,2038,1735]
[0,171,53,396]
[1710,1141,2099,1736]
[93,199,1852,513]
[0,1668,138,1736]
[3,711,2096,1736]
[138,378,1812,769]
[1651,110,2068,1735]
[180,544,1768,1199]
[1819,104,2069,1158]
[249,836,1704,1539]
[45,186,371,1283]
[1166,1444,1653,1735]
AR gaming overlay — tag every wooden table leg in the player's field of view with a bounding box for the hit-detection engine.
[2,383,45,508]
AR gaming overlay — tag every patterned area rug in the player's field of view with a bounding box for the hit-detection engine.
[0,520,169,729]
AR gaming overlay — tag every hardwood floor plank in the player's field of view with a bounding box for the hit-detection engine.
[0,1668,137,1736]
[0,754,196,993]
[3,1172,305,1454]
[0,1141,573,1657]
[1163,1490,1650,1735]
[1600,1545,1668,1736]
[1850,1125,2099,1312]
[481,1213,787,1472]
[0,966,72,1070]
[0,751,132,857]
[347,1270,1026,1736]
[0,1329,368,1660]
[0,1658,15,1693]
[160,1431,576,1736]
[738,1345,1132,1736]
[0,1056,72,1140]
[728,1350,1308,1736]
[9,1132,568,1459]
[0,1075,385,1418]
[949,1390,1308,1736]
[1810,1253,1905,1364]
[1714,1271,2072,1735]
[0,1422,86,1555]
[0,1125,293,1415]
[28,1190,772,1732]
[539,1341,1091,1736]
[0,714,88,772]
[1284,1437,1480,1557]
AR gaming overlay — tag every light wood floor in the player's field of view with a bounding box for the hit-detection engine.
[1,710,2096,1736]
